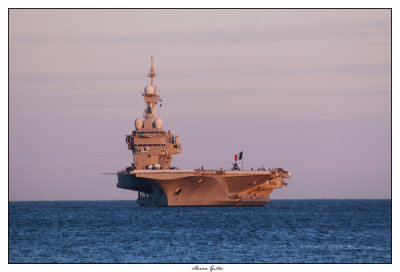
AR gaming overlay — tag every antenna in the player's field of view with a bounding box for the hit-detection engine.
[147,56,157,87]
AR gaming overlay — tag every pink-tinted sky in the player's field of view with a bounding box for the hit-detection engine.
[9,9,391,200]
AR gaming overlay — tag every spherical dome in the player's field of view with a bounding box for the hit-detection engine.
[135,119,143,130]
[154,118,163,129]
[144,85,155,95]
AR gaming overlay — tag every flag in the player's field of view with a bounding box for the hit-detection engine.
[234,154,237,161]
[238,151,243,160]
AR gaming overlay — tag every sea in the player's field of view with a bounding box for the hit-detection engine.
[9,199,391,263]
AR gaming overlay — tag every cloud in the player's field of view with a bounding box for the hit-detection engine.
[161,62,391,80]
[9,61,390,98]
[10,20,390,47]
[10,61,390,83]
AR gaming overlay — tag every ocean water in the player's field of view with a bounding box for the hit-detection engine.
[9,200,391,263]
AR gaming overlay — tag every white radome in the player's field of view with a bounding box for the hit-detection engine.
[154,118,163,129]
[144,85,155,95]
[135,119,143,129]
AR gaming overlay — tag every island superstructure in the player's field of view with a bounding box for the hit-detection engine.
[117,57,291,206]
[124,56,181,170]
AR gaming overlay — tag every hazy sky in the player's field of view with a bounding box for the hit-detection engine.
[9,9,391,201]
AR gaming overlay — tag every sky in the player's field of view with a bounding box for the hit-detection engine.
[8,9,391,201]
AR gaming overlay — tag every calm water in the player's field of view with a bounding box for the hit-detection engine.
[9,200,391,263]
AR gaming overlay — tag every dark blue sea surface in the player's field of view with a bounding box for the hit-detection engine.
[9,200,391,263]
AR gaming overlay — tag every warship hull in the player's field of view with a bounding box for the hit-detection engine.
[117,168,290,206]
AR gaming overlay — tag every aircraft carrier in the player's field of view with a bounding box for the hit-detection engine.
[117,57,291,206]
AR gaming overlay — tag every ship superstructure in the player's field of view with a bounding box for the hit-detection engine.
[117,57,291,206]
[124,56,181,170]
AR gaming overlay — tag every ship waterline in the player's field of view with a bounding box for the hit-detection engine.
[116,56,292,206]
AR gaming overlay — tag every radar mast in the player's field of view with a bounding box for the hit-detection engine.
[147,55,157,87]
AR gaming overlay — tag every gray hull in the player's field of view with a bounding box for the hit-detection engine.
[117,169,290,206]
